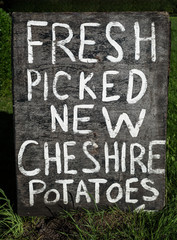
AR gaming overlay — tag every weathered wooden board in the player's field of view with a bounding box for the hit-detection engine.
[12,12,170,216]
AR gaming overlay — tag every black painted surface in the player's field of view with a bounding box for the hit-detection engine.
[12,12,170,216]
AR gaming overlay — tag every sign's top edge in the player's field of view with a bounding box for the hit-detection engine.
[12,11,170,21]
[12,11,169,15]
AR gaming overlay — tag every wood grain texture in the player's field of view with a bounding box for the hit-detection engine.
[12,12,170,216]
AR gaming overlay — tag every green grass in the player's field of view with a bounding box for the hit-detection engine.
[166,17,177,203]
[0,15,177,240]
[0,9,11,98]
[0,189,24,239]
[56,204,177,239]
[5,0,177,13]
[0,96,13,114]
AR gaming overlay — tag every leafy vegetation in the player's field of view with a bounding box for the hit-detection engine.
[0,8,11,98]
[4,0,177,14]
[0,8,12,113]
[167,17,177,202]
[0,8,177,240]
[0,189,24,239]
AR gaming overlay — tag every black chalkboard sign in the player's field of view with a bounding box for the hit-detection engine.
[12,12,170,216]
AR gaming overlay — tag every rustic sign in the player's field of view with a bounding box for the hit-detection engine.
[12,12,170,216]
